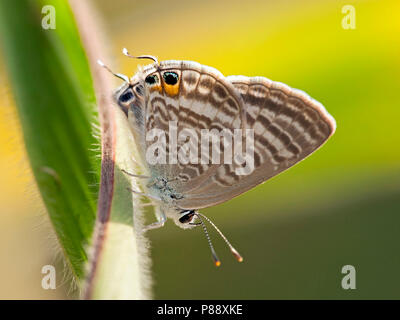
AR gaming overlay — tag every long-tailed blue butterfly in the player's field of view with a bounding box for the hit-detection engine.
[98,49,336,266]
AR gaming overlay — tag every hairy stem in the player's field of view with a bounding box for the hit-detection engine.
[69,0,152,299]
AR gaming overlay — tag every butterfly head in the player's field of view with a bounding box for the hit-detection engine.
[100,49,184,118]
[113,64,182,117]
[113,76,146,117]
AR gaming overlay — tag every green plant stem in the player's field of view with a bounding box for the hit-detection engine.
[69,0,152,299]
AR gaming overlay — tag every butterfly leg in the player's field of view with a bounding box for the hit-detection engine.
[121,169,150,179]
[138,202,156,208]
[127,187,161,202]
[142,208,167,232]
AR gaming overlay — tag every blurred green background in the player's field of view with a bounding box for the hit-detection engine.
[0,0,399,299]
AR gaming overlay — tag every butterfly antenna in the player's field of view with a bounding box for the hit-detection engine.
[122,48,159,65]
[196,212,243,263]
[195,214,221,267]
[97,60,130,83]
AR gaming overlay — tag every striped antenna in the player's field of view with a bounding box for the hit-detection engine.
[195,212,243,263]
[195,214,221,267]
[97,60,130,83]
[122,48,159,65]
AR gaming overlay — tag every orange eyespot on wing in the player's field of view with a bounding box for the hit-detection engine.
[162,70,181,97]
[163,83,179,96]
[145,73,163,94]
[149,84,163,94]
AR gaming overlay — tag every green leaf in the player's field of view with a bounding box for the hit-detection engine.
[0,0,100,280]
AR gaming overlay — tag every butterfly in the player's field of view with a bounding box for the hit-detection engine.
[98,49,336,266]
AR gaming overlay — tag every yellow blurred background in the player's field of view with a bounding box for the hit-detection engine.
[1,0,400,299]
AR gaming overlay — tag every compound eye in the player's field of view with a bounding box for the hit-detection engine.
[119,89,134,103]
[163,71,179,85]
[145,74,159,85]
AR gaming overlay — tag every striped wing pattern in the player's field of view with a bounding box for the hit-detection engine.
[137,61,335,209]
[175,75,336,209]
[144,61,245,193]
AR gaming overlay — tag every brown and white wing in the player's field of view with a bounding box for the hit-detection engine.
[176,75,336,209]
[143,61,246,191]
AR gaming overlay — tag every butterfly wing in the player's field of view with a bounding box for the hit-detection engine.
[142,61,247,192]
[175,75,336,209]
